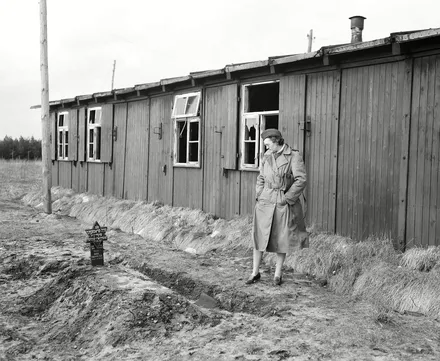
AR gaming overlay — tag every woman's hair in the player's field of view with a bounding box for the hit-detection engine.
[269,136,284,146]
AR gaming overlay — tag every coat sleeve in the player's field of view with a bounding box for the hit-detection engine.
[284,151,307,204]
[255,161,266,200]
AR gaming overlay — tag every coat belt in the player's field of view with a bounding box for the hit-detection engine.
[265,182,283,190]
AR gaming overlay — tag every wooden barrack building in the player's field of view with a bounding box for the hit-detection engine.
[42,26,440,249]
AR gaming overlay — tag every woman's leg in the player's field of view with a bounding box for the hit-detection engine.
[252,249,263,276]
[275,252,286,278]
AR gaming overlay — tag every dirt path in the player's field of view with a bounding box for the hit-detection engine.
[1,198,439,361]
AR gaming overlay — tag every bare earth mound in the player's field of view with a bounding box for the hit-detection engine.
[1,162,439,360]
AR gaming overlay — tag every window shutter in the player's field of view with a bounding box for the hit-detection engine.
[50,112,56,160]
[100,104,114,163]
[223,84,238,169]
[69,109,78,161]
[78,108,86,162]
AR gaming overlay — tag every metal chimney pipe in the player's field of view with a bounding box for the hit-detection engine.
[349,16,366,43]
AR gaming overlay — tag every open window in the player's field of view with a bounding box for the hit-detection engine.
[57,111,69,160]
[240,81,279,169]
[173,92,201,167]
[87,107,102,161]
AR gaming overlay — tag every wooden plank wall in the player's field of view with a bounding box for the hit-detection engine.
[58,162,72,189]
[112,103,128,199]
[337,61,408,241]
[406,55,440,247]
[240,172,258,215]
[304,71,340,233]
[87,163,104,196]
[173,168,203,209]
[280,74,306,151]
[203,84,240,219]
[147,95,173,205]
[124,100,150,200]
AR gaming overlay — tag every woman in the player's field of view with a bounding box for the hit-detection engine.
[246,128,308,286]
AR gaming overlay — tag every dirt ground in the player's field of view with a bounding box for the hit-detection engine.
[1,183,440,360]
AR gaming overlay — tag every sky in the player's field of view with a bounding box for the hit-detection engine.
[0,0,438,140]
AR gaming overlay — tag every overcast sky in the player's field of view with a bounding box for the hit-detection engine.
[0,0,438,139]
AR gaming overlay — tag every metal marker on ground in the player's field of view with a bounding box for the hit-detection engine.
[85,221,108,266]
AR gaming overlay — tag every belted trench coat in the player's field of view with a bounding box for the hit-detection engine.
[252,145,308,254]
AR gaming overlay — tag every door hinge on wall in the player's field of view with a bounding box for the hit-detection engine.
[112,126,118,141]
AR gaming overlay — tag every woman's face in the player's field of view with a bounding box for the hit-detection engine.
[263,137,278,152]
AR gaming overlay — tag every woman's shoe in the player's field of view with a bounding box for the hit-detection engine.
[273,275,282,286]
[245,272,261,284]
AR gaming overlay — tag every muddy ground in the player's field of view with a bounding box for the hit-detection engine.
[1,195,440,361]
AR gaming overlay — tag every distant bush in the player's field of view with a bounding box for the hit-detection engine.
[0,135,41,160]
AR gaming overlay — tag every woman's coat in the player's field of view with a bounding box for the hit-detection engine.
[252,145,308,254]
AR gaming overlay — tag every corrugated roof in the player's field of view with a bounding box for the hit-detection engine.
[31,26,440,109]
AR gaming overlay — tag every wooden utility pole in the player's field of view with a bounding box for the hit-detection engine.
[111,60,116,90]
[40,0,52,214]
[307,29,314,52]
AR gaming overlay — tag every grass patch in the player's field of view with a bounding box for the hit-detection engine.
[0,160,41,199]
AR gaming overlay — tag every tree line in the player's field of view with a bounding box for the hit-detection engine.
[0,136,42,160]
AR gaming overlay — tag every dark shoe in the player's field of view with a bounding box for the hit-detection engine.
[245,272,261,284]
[273,276,282,286]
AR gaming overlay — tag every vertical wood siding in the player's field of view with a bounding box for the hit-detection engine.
[87,162,104,195]
[239,171,258,215]
[103,164,114,197]
[280,74,306,151]
[58,162,72,189]
[147,95,173,205]
[337,61,408,241]
[406,55,440,247]
[52,162,58,187]
[113,103,128,198]
[78,108,86,162]
[124,100,150,200]
[100,104,114,163]
[203,84,240,219]
[68,109,78,161]
[304,71,340,232]
[173,168,203,209]
[71,162,80,192]
[78,162,88,193]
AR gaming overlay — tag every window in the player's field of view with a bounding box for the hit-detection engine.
[172,92,201,166]
[57,112,69,160]
[240,81,279,169]
[87,107,102,161]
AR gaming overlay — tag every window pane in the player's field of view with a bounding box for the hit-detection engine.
[244,118,258,140]
[95,127,101,160]
[65,131,69,144]
[58,131,63,143]
[89,110,96,124]
[174,97,186,117]
[185,95,199,115]
[65,145,68,158]
[59,114,64,127]
[244,142,256,165]
[189,143,198,162]
[264,114,279,130]
[189,121,199,141]
[59,145,63,158]
[177,121,187,163]
[89,144,94,158]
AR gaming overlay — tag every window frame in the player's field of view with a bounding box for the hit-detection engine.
[87,107,103,162]
[240,80,280,170]
[57,111,69,160]
[172,91,201,168]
